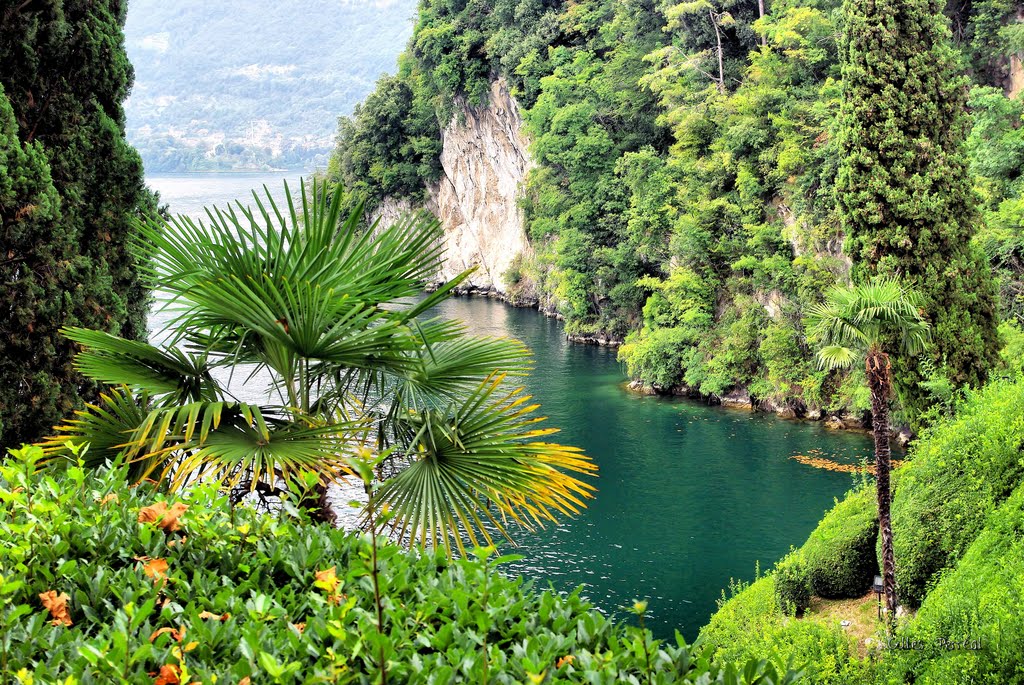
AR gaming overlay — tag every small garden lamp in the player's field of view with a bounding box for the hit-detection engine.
[873,575,884,620]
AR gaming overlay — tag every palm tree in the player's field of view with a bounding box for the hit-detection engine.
[41,179,595,554]
[806,277,930,626]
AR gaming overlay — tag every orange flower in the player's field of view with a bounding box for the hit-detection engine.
[167,536,188,548]
[149,625,185,643]
[153,664,180,685]
[291,622,306,634]
[142,558,170,580]
[198,611,230,621]
[314,567,340,592]
[556,655,575,668]
[138,502,188,532]
[39,590,72,627]
[314,566,344,603]
[100,493,119,505]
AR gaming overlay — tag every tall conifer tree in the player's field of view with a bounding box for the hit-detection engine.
[0,1,155,449]
[837,0,1000,417]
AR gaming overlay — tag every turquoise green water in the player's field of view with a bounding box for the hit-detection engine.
[147,173,874,640]
[429,296,872,640]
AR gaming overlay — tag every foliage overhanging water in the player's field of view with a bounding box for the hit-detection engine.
[147,173,874,639]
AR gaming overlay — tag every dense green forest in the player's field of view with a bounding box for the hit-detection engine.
[330,0,1024,422]
[123,0,417,172]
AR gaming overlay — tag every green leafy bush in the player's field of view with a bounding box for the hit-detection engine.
[888,378,1024,607]
[879,485,1024,684]
[698,575,868,685]
[0,446,799,684]
[801,488,878,599]
[774,553,812,616]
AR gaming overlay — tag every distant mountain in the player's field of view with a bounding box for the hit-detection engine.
[124,0,417,173]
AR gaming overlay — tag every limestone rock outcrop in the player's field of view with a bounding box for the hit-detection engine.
[370,79,533,295]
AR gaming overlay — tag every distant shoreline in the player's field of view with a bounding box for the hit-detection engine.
[145,169,312,176]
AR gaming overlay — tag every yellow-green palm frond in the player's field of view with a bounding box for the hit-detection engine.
[39,387,158,480]
[374,373,597,557]
[44,393,356,493]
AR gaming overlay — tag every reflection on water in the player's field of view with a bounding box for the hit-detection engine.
[146,173,873,639]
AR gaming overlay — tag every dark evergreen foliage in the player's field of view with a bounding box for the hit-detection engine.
[0,1,155,449]
[837,0,1001,416]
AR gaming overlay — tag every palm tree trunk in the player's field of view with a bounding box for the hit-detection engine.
[300,482,337,526]
[866,347,897,627]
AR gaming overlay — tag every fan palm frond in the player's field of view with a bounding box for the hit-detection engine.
[374,373,596,556]
[39,387,158,480]
[807,276,931,369]
[121,401,358,491]
[136,181,458,374]
[63,327,219,402]
[816,345,861,371]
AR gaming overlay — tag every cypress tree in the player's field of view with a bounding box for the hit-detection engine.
[0,1,155,449]
[0,85,68,448]
[837,0,1000,417]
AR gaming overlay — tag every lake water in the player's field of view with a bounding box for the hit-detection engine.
[146,173,873,639]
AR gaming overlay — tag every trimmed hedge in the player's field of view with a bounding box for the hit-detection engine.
[888,378,1024,607]
[0,446,800,684]
[774,553,812,616]
[801,488,878,599]
[879,485,1024,684]
[698,575,869,685]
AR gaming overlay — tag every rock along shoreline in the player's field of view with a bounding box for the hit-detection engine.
[430,284,907,441]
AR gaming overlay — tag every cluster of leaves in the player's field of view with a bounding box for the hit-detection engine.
[0,1,159,451]
[0,445,802,684]
[968,86,1024,324]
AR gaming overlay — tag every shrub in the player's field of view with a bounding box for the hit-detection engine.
[774,553,812,616]
[888,378,1024,607]
[698,575,868,685]
[0,446,798,684]
[618,326,697,388]
[801,488,878,599]
[878,485,1024,684]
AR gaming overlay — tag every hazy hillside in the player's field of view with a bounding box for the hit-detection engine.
[124,0,417,172]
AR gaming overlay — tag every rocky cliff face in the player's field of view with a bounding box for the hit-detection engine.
[428,80,533,292]
[371,79,533,295]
